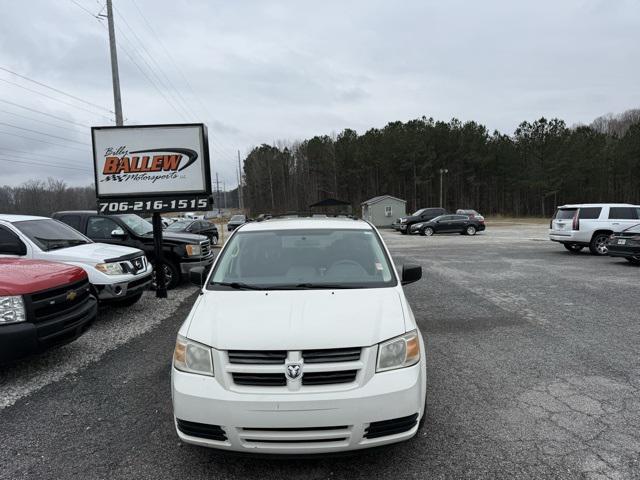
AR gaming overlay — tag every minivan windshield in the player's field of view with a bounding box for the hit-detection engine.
[15,219,91,251]
[209,228,396,290]
[119,214,153,236]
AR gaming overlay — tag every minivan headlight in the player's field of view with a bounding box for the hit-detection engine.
[95,262,124,275]
[173,335,214,376]
[0,296,26,324]
[376,330,420,372]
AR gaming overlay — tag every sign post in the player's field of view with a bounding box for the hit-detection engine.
[91,123,212,298]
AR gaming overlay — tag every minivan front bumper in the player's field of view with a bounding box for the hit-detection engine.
[171,362,425,454]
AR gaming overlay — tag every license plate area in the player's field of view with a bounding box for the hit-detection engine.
[618,239,627,245]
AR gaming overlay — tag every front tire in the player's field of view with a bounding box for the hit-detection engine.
[626,256,640,265]
[401,229,408,235]
[424,227,435,237]
[465,225,477,236]
[152,261,180,289]
[589,233,610,256]
[564,243,583,253]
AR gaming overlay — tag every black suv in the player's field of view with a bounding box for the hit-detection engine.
[52,211,214,289]
[398,207,447,234]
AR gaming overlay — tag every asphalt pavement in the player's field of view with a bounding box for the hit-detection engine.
[1,223,639,479]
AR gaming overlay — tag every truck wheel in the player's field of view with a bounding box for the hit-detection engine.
[152,261,180,290]
[401,229,408,235]
[564,243,583,253]
[589,233,610,256]
[111,292,143,307]
[626,256,640,265]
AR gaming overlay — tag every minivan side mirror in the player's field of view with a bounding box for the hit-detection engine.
[401,264,422,285]
[189,266,207,287]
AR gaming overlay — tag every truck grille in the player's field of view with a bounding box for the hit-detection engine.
[28,279,92,322]
[200,240,211,257]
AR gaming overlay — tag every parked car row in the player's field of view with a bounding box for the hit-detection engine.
[393,208,486,236]
[549,203,640,265]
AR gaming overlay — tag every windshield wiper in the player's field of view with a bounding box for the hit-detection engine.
[292,283,356,289]
[211,281,266,290]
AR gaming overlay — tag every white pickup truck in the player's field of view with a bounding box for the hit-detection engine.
[0,214,152,306]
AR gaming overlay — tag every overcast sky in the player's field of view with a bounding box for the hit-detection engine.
[1,0,639,187]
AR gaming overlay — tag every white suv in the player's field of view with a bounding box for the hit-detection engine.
[171,217,426,454]
[549,203,640,255]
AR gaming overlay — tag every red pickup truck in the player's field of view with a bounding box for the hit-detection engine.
[0,258,97,363]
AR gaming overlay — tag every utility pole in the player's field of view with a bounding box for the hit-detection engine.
[215,172,220,210]
[237,150,243,210]
[223,181,227,209]
[439,168,449,208]
[105,0,123,126]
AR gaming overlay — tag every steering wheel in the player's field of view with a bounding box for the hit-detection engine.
[330,259,361,268]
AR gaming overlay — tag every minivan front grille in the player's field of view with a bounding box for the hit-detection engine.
[232,372,287,386]
[228,350,287,364]
[302,370,357,386]
[302,347,361,363]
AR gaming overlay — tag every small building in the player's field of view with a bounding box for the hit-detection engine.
[309,198,352,215]
[361,195,407,227]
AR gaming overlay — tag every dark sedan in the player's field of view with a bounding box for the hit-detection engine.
[165,219,219,245]
[607,223,640,265]
[227,214,247,231]
[411,214,485,236]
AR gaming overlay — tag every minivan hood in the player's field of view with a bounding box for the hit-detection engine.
[42,242,143,264]
[187,288,407,350]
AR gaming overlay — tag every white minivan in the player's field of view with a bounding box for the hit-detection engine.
[171,217,426,454]
[549,203,640,255]
[0,215,152,306]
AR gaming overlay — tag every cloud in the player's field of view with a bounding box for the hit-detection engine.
[0,0,639,189]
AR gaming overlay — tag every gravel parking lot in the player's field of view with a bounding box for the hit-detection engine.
[1,223,639,479]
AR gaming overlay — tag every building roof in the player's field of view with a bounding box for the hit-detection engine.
[309,198,351,207]
[361,195,406,206]
[240,217,370,232]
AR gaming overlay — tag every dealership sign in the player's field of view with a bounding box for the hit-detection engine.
[91,124,212,213]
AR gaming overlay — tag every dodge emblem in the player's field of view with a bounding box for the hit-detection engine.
[286,363,302,380]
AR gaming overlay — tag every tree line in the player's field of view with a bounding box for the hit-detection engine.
[0,178,96,216]
[242,109,640,217]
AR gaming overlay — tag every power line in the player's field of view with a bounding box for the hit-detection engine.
[113,4,197,122]
[0,151,82,170]
[0,156,90,172]
[0,108,86,132]
[0,78,114,123]
[0,146,81,163]
[0,65,113,114]
[0,130,88,152]
[0,121,89,145]
[0,99,90,128]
